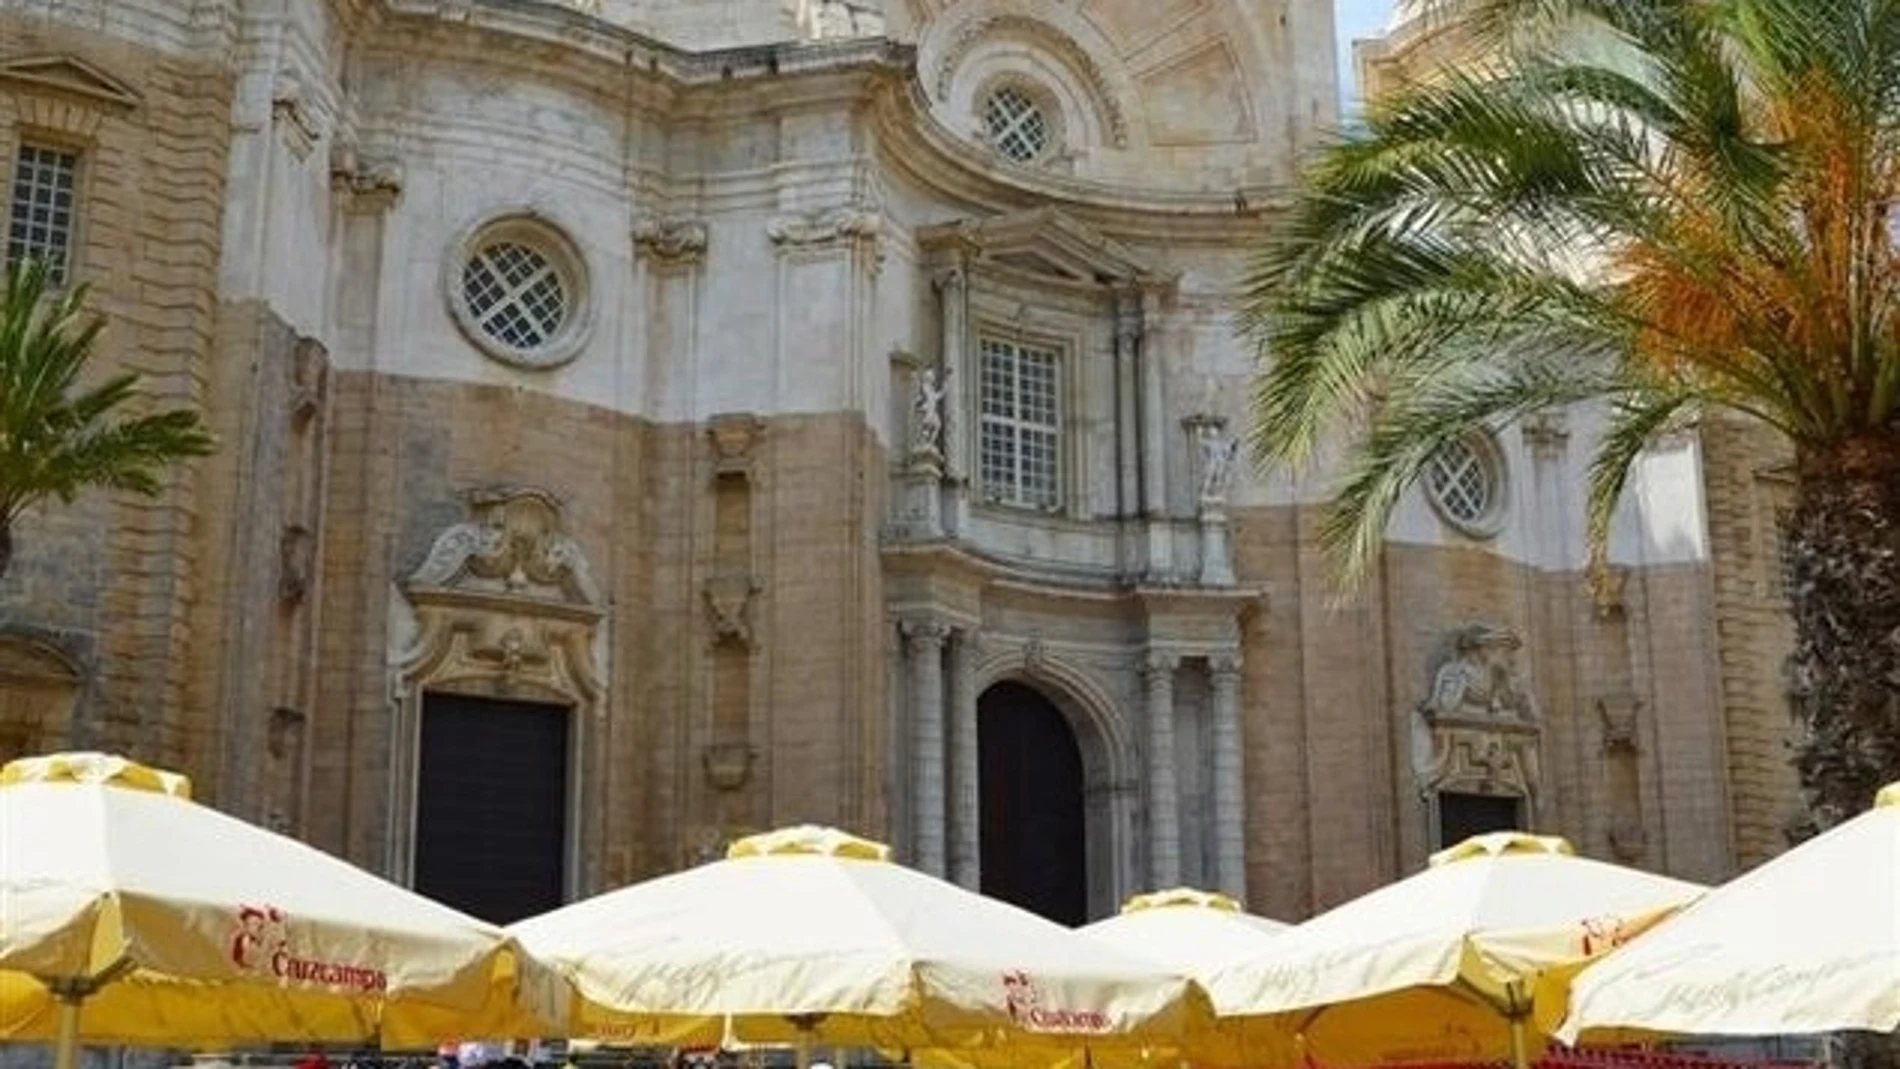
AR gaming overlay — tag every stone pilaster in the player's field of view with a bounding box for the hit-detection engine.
[902,617,950,876]
[1144,650,1181,887]
[949,628,980,889]
[1209,651,1246,900]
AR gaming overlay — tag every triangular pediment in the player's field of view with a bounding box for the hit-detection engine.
[919,207,1169,287]
[0,55,140,109]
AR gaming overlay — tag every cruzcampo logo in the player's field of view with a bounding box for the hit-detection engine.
[231,904,388,992]
[1000,969,1113,1033]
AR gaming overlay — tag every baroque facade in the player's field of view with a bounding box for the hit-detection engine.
[0,0,1784,934]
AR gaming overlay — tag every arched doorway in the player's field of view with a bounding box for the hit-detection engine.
[978,681,1087,925]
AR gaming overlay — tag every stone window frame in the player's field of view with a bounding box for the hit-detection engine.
[977,332,1064,509]
[5,138,82,285]
[1423,429,1510,539]
[969,318,1083,517]
[0,123,94,289]
[444,212,595,371]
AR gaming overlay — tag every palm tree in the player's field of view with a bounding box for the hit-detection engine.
[1246,0,1900,830]
[0,257,214,581]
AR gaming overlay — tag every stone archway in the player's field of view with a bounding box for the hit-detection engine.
[967,650,1137,921]
[0,636,81,760]
[978,680,1087,924]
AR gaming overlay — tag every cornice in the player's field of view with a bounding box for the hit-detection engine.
[379,0,911,88]
[364,0,1279,243]
[867,79,1280,245]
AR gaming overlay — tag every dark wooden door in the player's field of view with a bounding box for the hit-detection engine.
[1437,791,1523,849]
[414,691,570,924]
[978,681,1087,925]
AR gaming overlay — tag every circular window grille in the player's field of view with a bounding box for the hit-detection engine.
[984,86,1051,164]
[446,216,592,370]
[462,241,567,351]
[1424,435,1507,536]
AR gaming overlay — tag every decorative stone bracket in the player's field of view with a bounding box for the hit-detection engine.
[767,203,886,272]
[703,573,761,649]
[708,412,766,484]
[633,215,710,264]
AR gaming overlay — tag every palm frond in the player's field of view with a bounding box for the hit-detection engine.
[0,257,215,531]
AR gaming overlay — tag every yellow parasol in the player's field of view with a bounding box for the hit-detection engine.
[0,752,563,1067]
[506,825,1195,1065]
[1200,831,1705,1068]
[1552,780,1900,1044]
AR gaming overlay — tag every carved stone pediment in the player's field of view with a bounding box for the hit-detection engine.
[405,487,600,615]
[0,55,140,111]
[917,207,1173,289]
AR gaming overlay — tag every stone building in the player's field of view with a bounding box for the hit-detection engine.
[0,0,1790,933]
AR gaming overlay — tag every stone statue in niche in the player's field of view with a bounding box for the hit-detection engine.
[912,366,947,458]
[1422,624,1537,723]
[1198,431,1239,503]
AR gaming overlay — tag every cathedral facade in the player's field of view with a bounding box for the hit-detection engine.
[0,0,1790,928]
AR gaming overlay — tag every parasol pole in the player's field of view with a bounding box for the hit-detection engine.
[51,987,81,1069]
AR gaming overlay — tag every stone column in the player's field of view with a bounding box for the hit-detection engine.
[1138,294,1173,577]
[1114,294,1141,518]
[1208,652,1247,900]
[903,618,950,876]
[1144,651,1181,888]
[949,629,981,889]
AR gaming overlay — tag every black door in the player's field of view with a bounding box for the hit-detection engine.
[1437,791,1523,849]
[978,681,1087,925]
[415,692,570,924]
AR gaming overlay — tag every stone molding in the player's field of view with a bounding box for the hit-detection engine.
[930,12,1129,148]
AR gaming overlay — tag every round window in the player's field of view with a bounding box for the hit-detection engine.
[1423,433,1508,537]
[983,86,1052,164]
[446,216,591,370]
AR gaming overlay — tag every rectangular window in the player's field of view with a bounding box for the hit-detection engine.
[7,144,80,285]
[979,336,1061,509]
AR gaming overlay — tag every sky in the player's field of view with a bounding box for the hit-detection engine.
[1334,0,1398,104]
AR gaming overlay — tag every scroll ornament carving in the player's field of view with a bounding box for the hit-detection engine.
[1412,624,1543,800]
[767,203,885,263]
[408,488,600,608]
[633,215,710,263]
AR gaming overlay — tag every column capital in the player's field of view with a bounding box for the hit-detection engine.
[1208,650,1243,680]
[1142,651,1180,679]
[900,617,952,645]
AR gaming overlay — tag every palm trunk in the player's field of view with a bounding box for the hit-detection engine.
[1784,432,1900,836]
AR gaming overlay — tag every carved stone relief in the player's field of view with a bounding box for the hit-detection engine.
[1412,624,1544,806]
